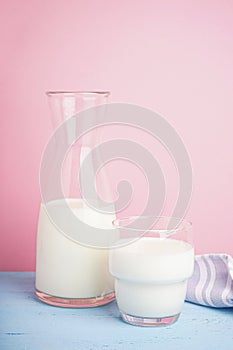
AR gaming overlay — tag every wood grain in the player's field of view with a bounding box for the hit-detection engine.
[0,272,232,350]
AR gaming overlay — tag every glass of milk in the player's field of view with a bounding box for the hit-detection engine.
[109,216,194,326]
[36,91,117,307]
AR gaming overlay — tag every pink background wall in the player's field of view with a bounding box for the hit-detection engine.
[1,0,233,271]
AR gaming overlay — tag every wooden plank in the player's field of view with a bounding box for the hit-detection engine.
[0,272,232,350]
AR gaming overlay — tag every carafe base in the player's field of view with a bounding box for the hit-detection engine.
[35,289,115,308]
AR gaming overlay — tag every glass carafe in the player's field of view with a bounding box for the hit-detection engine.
[35,91,116,307]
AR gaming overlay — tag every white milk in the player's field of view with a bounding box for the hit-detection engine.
[109,237,194,318]
[36,199,117,299]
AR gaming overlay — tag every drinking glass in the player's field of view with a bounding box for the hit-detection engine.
[109,216,194,326]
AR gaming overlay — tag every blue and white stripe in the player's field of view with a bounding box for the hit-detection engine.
[186,254,233,308]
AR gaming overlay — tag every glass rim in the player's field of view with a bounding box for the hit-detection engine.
[112,216,192,233]
[46,91,110,96]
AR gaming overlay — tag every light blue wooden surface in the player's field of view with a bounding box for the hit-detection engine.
[0,272,232,350]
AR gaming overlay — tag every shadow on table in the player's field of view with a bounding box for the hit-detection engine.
[186,301,233,315]
[0,272,35,293]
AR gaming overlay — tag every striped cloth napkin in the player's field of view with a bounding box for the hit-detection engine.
[186,254,233,307]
